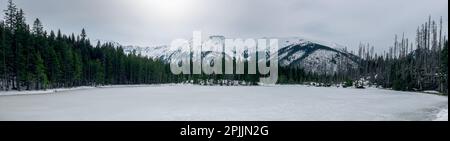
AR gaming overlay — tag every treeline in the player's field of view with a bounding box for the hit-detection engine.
[170,60,267,85]
[357,16,448,94]
[275,66,348,86]
[169,59,356,86]
[0,0,173,91]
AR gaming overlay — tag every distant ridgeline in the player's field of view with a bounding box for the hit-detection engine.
[0,0,448,95]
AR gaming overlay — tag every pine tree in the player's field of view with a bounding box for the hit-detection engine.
[442,41,448,75]
[73,51,83,85]
[12,8,29,90]
[80,28,87,41]
[34,52,48,89]
[46,45,60,87]
[441,41,448,94]
[3,0,17,30]
[32,18,44,36]
[0,21,6,90]
[91,59,104,86]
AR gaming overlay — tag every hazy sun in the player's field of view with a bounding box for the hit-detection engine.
[140,0,196,21]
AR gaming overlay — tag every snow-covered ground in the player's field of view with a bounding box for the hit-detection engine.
[0,85,447,121]
[434,108,448,121]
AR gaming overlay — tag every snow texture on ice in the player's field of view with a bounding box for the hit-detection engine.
[434,108,448,121]
[0,85,447,121]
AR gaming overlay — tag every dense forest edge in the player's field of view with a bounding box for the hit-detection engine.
[0,0,175,91]
[0,0,448,95]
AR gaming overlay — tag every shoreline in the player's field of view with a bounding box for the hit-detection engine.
[1,84,448,97]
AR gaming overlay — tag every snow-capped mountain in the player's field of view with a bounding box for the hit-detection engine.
[276,38,360,74]
[122,37,361,74]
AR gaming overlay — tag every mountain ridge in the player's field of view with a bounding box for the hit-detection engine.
[122,37,361,74]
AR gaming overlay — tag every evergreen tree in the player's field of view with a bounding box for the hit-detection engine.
[442,41,448,75]
[0,21,6,90]
[32,18,44,36]
[3,0,17,30]
[73,51,83,85]
[80,28,87,41]
[34,52,48,89]
[441,41,448,94]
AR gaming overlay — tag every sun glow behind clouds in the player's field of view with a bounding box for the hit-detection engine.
[135,0,198,22]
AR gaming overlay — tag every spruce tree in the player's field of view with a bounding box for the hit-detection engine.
[34,52,48,89]
[3,0,17,30]
[0,21,6,90]
[32,18,44,36]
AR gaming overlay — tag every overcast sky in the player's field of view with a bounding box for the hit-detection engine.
[2,0,448,52]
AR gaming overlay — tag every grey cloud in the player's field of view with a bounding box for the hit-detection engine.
[2,0,448,52]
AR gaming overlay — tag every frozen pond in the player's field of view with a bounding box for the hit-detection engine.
[0,85,447,121]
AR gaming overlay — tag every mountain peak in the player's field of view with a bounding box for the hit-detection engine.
[123,37,360,74]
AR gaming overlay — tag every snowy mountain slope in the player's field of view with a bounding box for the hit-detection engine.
[276,39,360,74]
[123,37,361,74]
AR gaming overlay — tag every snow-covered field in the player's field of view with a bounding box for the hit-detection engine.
[0,85,447,121]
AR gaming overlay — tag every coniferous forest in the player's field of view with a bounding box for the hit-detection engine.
[277,16,448,95]
[0,0,448,95]
[276,16,448,95]
[0,0,174,91]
